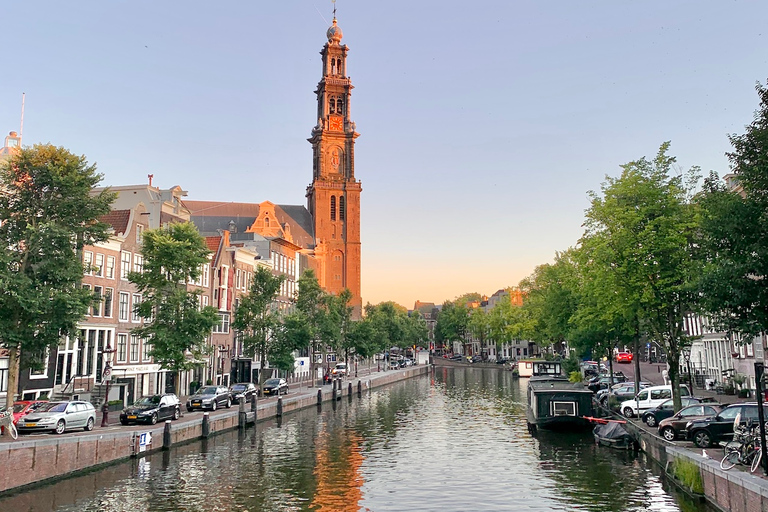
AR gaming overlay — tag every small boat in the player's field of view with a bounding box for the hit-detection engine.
[526,361,594,434]
[593,420,637,450]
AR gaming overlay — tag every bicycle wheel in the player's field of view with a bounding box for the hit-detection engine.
[720,448,740,470]
[8,422,17,440]
[751,446,762,473]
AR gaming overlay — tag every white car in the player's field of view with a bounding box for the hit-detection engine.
[332,363,348,376]
[620,384,691,418]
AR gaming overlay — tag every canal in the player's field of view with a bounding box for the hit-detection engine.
[1,367,712,511]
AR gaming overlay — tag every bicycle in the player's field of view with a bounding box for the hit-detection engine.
[720,426,762,473]
[0,410,18,440]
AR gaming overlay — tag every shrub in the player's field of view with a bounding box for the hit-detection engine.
[672,457,703,494]
[569,371,583,383]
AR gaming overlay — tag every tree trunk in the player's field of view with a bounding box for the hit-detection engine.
[633,333,641,403]
[668,348,682,412]
[175,370,182,397]
[5,345,21,407]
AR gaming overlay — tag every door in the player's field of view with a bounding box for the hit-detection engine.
[158,396,171,420]
[672,406,704,433]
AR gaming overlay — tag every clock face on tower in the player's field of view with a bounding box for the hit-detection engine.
[329,116,343,131]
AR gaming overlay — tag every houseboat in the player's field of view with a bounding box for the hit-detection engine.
[526,361,594,434]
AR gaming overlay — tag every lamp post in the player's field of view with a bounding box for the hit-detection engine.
[100,341,116,427]
[681,346,694,392]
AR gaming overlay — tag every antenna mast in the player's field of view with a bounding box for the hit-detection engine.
[20,92,25,142]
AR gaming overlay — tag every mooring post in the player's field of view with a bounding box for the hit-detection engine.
[277,396,283,417]
[357,380,362,396]
[317,389,323,407]
[163,420,172,450]
[202,412,210,438]
[238,399,247,429]
[348,382,353,396]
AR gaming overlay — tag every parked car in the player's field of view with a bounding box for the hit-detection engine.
[658,403,724,441]
[687,402,768,448]
[599,382,652,406]
[230,382,258,404]
[10,400,47,425]
[263,378,288,396]
[620,384,692,418]
[389,360,401,370]
[17,401,96,434]
[332,363,348,376]
[449,354,463,361]
[120,394,181,425]
[641,397,702,427]
[186,385,231,412]
[588,374,627,393]
[616,352,633,364]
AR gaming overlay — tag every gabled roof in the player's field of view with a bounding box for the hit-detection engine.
[184,200,315,249]
[100,210,131,236]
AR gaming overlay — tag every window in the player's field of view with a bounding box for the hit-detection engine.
[336,97,344,115]
[136,224,144,244]
[219,267,228,310]
[92,286,103,316]
[339,196,345,220]
[330,196,336,221]
[236,269,241,290]
[119,292,130,321]
[83,251,93,275]
[329,95,336,114]
[202,295,209,307]
[133,255,143,274]
[213,313,230,334]
[130,335,140,362]
[106,256,115,279]
[121,252,132,280]
[104,288,113,318]
[132,294,142,322]
[143,339,152,361]
[264,216,270,227]
[0,358,8,393]
[203,264,210,287]
[94,254,104,277]
[117,334,127,363]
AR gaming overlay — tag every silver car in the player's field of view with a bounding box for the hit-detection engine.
[17,401,96,434]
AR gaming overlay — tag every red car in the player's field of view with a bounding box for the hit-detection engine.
[11,400,48,425]
[616,352,633,364]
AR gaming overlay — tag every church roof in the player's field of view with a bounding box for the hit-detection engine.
[184,200,315,249]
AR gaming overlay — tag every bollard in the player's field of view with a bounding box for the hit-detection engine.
[202,412,210,438]
[238,399,247,430]
[317,389,323,406]
[277,396,283,417]
[348,382,353,396]
[163,420,172,450]
[357,380,362,396]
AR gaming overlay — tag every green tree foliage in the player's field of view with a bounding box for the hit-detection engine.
[232,266,285,385]
[581,143,701,411]
[0,144,115,401]
[435,300,469,351]
[291,270,328,379]
[698,81,768,338]
[130,222,218,394]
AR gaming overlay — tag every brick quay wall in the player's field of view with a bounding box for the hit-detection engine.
[0,365,430,495]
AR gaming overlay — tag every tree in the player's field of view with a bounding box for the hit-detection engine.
[293,270,328,382]
[232,265,285,389]
[698,81,768,338]
[130,222,218,395]
[435,300,469,353]
[0,144,115,403]
[581,143,701,411]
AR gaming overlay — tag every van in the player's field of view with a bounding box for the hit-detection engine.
[619,384,691,418]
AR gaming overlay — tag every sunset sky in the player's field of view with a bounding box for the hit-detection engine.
[1,1,766,308]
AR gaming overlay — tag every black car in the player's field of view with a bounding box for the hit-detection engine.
[686,402,768,448]
[640,397,702,427]
[262,378,288,396]
[587,374,627,393]
[186,385,232,412]
[230,382,257,404]
[120,394,181,425]
[449,354,463,361]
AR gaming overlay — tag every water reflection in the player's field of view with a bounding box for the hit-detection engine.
[0,368,713,512]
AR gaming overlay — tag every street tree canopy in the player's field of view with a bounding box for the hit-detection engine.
[0,144,115,401]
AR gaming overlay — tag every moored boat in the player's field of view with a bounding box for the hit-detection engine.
[526,361,594,434]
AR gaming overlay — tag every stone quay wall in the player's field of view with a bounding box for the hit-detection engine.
[0,365,430,494]
[624,413,768,511]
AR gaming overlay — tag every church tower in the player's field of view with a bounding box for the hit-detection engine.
[307,15,362,316]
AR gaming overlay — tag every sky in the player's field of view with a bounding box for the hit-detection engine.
[2,1,767,308]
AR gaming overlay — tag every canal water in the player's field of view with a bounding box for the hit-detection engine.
[1,367,712,512]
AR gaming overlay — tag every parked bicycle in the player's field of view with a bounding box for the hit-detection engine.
[720,418,763,473]
[0,409,18,440]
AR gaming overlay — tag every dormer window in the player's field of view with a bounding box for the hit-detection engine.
[264,215,270,227]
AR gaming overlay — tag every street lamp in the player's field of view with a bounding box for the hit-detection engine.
[100,341,116,427]
[681,346,694,392]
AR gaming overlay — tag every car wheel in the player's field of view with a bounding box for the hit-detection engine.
[55,419,66,435]
[186,406,193,413]
[693,430,713,448]
[622,407,635,418]
[661,427,676,441]
[284,386,288,395]
[646,415,657,428]
[211,401,217,411]
[120,420,128,426]
[150,413,158,425]
[226,398,232,409]
[84,417,94,431]
[173,407,180,420]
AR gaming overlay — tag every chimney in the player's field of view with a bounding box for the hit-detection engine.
[148,174,154,187]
